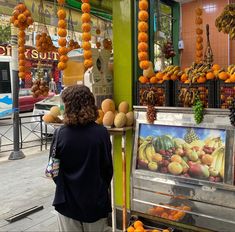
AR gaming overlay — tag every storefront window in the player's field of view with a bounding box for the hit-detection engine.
[154,1,173,71]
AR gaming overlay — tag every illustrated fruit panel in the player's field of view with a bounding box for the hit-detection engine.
[137,124,226,183]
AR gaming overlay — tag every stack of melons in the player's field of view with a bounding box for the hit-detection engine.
[57,7,68,71]
[81,0,93,69]
[42,106,63,124]
[96,99,134,128]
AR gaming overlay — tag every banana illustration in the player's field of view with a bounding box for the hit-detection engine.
[220,154,225,179]
[145,144,155,162]
[211,146,225,173]
[138,141,150,163]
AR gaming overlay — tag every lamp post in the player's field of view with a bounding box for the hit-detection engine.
[8,25,25,160]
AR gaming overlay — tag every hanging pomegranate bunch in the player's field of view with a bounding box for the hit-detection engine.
[10,2,34,79]
[138,0,150,70]
[57,7,68,71]
[103,38,112,51]
[36,33,55,53]
[81,0,93,69]
[68,39,80,51]
[95,28,101,49]
[31,79,49,98]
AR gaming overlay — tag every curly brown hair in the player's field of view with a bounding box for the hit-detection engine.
[61,85,98,125]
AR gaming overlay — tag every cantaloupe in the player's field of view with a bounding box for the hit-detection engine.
[118,101,129,114]
[101,99,115,113]
[95,109,104,125]
[126,111,134,126]
[42,113,55,123]
[114,112,127,128]
[50,106,61,118]
[103,111,115,127]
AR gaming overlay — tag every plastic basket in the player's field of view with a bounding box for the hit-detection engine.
[137,81,174,106]
[216,80,235,109]
[174,80,215,108]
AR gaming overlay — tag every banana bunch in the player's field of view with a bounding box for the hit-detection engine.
[227,64,235,75]
[162,65,183,77]
[138,139,156,164]
[211,146,225,178]
[178,88,198,107]
[215,4,235,39]
[185,62,212,83]
[204,137,223,149]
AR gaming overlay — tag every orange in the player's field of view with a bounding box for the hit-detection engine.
[163,74,170,81]
[197,76,206,83]
[81,3,91,13]
[161,212,169,219]
[138,42,148,52]
[127,226,135,232]
[180,73,188,82]
[82,42,91,50]
[58,47,68,55]
[138,52,148,61]
[134,226,144,232]
[57,61,67,70]
[156,72,164,80]
[57,9,66,19]
[81,13,91,22]
[58,19,66,28]
[138,32,148,42]
[139,0,148,10]
[84,50,92,59]
[138,10,149,21]
[150,76,158,84]
[139,60,149,70]
[218,72,229,80]
[82,23,91,32]
[138,22,148,32]
[212,64,221,71]
[84,59,93,69]
[133,220,143,229]
[170,74,178,81]
[230,74,235,82]
[82,32,91,41]
[58,28,67,37]
[58,38,67,47]
[139,75,148,84]
[162,230,170,232]
[18,71,25,78]
[206,72,215,80]
[57,0,65,5]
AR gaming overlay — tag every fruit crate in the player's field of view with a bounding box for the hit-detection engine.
[137,81,174,106]
[174,80,215,108]
[216,80,235,109]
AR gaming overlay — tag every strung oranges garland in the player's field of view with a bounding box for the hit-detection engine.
[11,2,34,79]
[57,1,68,71]
[81,0,93,69]
[138,0,150,70]
[195,7,203,63]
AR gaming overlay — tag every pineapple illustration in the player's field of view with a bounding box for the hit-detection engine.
[184,128,199,144]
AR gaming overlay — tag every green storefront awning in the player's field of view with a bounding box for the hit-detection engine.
[66,0,112,21]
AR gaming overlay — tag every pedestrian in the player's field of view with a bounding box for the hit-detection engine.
[50,85,113,232]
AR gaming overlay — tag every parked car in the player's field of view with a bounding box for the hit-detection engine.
[19,88,55,112]
[31,94,61,134]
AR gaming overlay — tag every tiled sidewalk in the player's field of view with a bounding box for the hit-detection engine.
[0,151,58,231]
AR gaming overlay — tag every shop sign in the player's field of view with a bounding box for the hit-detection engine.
[25,47,59,61]
[0,44,59,62]
[0,45,11,56]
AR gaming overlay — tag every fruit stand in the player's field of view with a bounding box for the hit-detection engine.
[130,106,235,232]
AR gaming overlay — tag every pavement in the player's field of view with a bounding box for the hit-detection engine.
[0,150,116,232]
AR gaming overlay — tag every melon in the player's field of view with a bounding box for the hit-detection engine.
[96,109,104,125]
[118,101,129,114]
[103,111,115,127]
[50,106,61,118]
[42,113,55,123]
[101,99,115,113]
[114,112,127,128]
[126,111,134,126]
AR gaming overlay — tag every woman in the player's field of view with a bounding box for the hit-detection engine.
[51,85,113,232]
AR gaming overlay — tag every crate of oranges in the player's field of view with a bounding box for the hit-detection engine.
[147,204,191,222]
[127,219,173,232]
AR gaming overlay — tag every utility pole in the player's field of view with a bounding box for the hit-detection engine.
[9,25,25,160]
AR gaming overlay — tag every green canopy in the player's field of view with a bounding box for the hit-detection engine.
[66,0,112,21]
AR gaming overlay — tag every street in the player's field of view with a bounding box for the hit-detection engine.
[0,111,45,158]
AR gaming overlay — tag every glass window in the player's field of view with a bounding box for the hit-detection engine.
[154,1,173,71]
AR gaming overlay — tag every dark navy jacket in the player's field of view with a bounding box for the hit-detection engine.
[50,122,113,223]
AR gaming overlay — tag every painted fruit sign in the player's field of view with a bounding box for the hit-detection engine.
[137,124,226,183]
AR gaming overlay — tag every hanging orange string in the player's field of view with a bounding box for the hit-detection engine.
[138,0,150,70]
[81,0,93,69]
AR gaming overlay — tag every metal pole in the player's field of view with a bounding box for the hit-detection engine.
[9,26,25,160]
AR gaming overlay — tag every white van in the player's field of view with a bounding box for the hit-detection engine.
[0,56,13,118]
